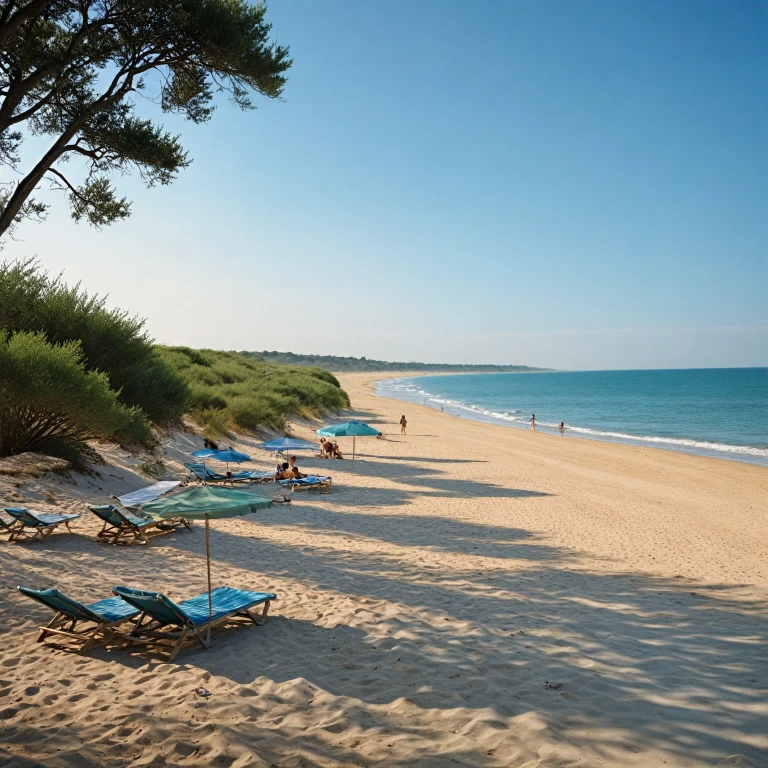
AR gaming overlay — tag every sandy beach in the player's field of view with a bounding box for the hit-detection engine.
[1,371,766,768]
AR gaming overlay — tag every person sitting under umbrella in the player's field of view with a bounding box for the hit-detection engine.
[288,456,307,479]
[274,462,293,480]
[332,441,344,459]
[318,438,331,458]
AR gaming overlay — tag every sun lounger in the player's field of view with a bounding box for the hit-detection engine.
[184,462,229,483]
[0,511,23,537]
[113,585,276,661]
[2,507,80,542]
[87,504,191,546]
[18,586,139,651]
[184,462,273,485]
[277,475,331,493]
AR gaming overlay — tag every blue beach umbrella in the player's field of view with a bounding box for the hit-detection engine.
[260,437,317,455]
[190,448,251,472]
[316,420,382,461]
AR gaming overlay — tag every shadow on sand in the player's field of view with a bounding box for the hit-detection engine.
[1,465,766,766]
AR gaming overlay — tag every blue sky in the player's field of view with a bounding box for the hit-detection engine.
[2,0,766,369]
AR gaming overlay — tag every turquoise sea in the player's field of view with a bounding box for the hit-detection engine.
[374,368,768,466]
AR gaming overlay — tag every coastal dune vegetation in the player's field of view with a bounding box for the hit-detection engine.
[0,260,348,466]
[157,346,350,438]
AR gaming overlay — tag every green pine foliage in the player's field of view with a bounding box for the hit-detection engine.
[0,331,150,467]
[0,0,291,238]
[157,347,350,436]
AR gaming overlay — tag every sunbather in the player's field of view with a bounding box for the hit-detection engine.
[288,456,307,478]
[332,442,344,459]
[319,438,331,458]
[274,462,293,480]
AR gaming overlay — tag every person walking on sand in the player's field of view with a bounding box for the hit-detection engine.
[559,422,565,436]
[400,415,407,435]
[530,414,536,431]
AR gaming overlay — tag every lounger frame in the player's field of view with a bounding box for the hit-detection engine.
[0,514,23,538]
[115,587,274,661]
[88,504,190,546]
[18,587,139,652]
[2,507,80,542]
[184,462,274,486]
[278,476,332,494]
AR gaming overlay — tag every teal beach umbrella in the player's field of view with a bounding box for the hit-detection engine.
[316,419,382,461]
[141,486,272,641]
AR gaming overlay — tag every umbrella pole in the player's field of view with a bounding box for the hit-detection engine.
[353,435,356,462]
[206,515,212,646]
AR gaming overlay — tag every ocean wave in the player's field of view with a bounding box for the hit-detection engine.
[374,377,768,461]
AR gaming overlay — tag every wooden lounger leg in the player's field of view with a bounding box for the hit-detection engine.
[80,622,107,653]
[37,611,68,642]
[125,611,149,640]
[245,600,271,626]
[168,627,192,662]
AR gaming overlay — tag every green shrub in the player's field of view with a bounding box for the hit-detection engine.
[0,259,189,424]
[0,331,150,468]
[157,346,350,434]
[198,408,235,439]
[137,457,166,479]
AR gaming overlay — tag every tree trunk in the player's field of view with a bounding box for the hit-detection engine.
[0,0,56,44]
[0,82,126,237]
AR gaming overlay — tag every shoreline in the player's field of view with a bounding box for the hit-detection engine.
[367,370,768,468]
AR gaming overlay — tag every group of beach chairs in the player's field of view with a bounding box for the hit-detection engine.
[4,457,333,658]
[18,583,276,661]
[0,461,333,545]
[0,504,192,546]
[183,462,332,494]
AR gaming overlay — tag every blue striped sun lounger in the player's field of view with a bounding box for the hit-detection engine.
[277,475,332,493]
[2,507,80,542]
[87,504,191,546]
[184,463,274,485]
[18,586,139,651]
[113,586,276,661]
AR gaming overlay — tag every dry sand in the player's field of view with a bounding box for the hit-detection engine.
[0,371,766,767]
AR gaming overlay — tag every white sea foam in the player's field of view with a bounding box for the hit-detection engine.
[374,377,768,462]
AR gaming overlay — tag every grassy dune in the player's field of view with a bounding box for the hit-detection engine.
[157,346,350,437]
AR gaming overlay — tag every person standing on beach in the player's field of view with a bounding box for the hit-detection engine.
[530,414,536,431]
[400,415,407,434]
[559,422,565,436]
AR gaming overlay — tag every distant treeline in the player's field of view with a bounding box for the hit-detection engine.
[238,350,549,373]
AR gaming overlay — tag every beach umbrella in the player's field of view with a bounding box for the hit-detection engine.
[141,485,272,643]
[316,419,382,461]
[190,448,251,472]
[260,437,317,455]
